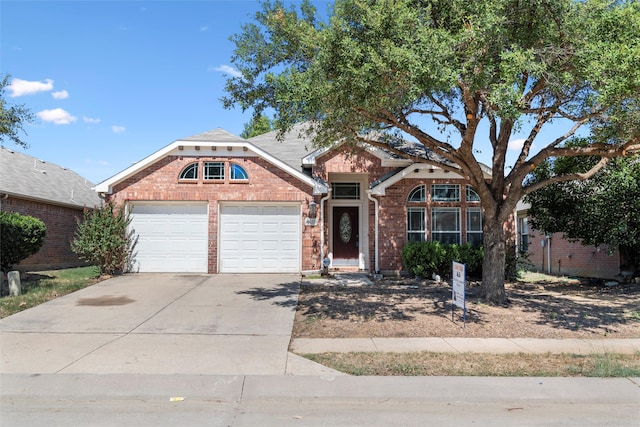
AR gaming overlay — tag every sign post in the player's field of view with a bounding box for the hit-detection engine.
[452,261,466,327]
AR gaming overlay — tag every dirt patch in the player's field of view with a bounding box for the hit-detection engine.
[76,295,135,306]
[293,276,640,339]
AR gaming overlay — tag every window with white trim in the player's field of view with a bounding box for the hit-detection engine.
[519,217,529,253]
[408,185,426,202]
[432,208,460,244]
[204,162,224,180]
[178,162,198,180]
[230,163,248,180]
[407,207,426,242]
[466,208,483,246]
[466,186,480,202]
[331,183,360,199]
[432,184,460,202]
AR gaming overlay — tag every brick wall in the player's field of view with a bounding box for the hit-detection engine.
[1,197,87,271]
[524,228,620,279]
[107,155,318,273]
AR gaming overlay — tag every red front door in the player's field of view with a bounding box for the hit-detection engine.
[332,206,359,260]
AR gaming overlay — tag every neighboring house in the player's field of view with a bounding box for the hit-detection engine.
[95,125,493,274]
[516,201,621,279]
[0,147,102,271]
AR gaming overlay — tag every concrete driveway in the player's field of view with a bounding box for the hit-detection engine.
[0,274,315,375]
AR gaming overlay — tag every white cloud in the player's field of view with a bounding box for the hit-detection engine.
[8,78,54,97]
[83,116,101,124]
[98,160,109,166]
[52,90,69,99]
[210,65,243,78]
[200,25,208,32]
[36,108,77,125]
[112,125,126,134]
[508,138,526,151]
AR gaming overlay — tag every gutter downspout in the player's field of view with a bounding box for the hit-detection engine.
[367,191,379,274]
[320,190,332,265]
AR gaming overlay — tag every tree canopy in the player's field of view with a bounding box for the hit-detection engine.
[223,0,640,304]
[526,147,640,269]
[240,114,273,138]
[0,74,36,148]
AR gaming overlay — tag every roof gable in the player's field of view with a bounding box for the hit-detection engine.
[0,148,102,208]
[94,128,328,195]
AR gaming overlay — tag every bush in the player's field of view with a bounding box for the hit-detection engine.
[0,211,47,272]
[71,202,135,275]
[402,241,484,278]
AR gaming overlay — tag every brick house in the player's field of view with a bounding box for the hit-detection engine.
[0,147,102,271]
[95,125,492,274]
[515,201,621,279]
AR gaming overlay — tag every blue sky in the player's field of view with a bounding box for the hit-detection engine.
[2,1,322,184]
[2,0,570,185]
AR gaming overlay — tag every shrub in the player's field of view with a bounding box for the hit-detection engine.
[71,202,135,275]
[402,241,484,278]
[0,211,46,272]
[401,241,445,277]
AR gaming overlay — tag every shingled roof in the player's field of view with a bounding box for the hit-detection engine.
[0,148,102,209]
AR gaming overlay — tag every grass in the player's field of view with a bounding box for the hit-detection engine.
[302,351,640,377]
[0,266,101,318]
[517,270,581,285]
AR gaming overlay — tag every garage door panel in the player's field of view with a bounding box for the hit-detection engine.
[220,204,301,273]
[130,203,208,273]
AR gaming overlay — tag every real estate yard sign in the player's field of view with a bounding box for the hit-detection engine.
[452,261,466,327]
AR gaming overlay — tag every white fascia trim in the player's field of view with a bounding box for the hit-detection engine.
[370,163,462,196]
[95,140,328,194]
[302,141,398,166]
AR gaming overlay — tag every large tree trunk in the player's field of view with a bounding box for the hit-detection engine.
[480,217,508,305]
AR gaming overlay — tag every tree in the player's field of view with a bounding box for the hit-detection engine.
[526,147,640,270]
[0,74,36,148]
[240,114,273,138]
[222,0,640,304]
[0,212,46,273]
[71,203,136,276]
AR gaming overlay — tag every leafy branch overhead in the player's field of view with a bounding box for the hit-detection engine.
[223,0,640,304]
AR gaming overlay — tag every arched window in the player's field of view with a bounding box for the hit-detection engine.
[179,162,198,180]
[466,186,480,202]
[230,163,248,180]
[407,185,426,202]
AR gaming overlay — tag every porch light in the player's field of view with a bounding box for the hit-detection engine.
[308,200,318,219]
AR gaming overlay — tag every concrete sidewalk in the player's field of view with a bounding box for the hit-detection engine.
[291,337,640,355]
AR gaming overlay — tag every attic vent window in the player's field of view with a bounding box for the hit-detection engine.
[331,183,360,200]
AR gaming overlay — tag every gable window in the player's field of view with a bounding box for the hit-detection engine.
[179,162,198,180]
[408,185,426,202]
[432,184,460,202]
[204,161,224,180]
[407,207,426,242]
[466,186,480,202]
[331,183,360,199]
[230,163,248,180]
[432,208,460,244]
[466,208,483,246]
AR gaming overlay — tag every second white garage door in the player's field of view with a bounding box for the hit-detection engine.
[219,203,301,273]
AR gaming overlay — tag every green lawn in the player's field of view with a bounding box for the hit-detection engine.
[1,266,101,318]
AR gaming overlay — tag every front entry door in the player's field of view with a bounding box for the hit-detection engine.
[332,206,359,260]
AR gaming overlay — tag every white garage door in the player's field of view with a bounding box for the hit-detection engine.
[220,203,301,273]
[129,203,208,273]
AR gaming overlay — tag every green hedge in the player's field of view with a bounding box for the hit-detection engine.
[0,211,47,272]
[401,241,483,278]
